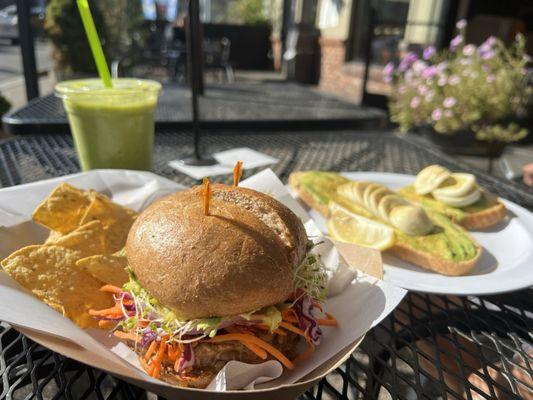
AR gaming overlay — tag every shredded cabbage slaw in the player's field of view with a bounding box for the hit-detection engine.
[90,250,336,381]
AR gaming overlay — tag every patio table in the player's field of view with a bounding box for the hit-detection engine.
[0,130,532,399]
[1,82,387,135]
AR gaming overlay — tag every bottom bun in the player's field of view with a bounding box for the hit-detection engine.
[138,331,300,389]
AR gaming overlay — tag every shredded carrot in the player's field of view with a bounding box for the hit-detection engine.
[88,305,122,316]
[201,177,211,215]
[317,313,338,326]
[139,358,151,374]
[282,315,298,324]
[233,160,243,186]
[113,331,138,341]
[167,343,182,362]
[143,340,158,362]
[99,285,123,295]
[279,321,307,339]
[313,301,324,312]
[282,309,299,324]
[98,320,116,329]
[246,343,268,359]
[293,342,315,364]
[207,333,294,370]
[224,327,268,359]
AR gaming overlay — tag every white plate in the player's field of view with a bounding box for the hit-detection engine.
[299,171,533,295]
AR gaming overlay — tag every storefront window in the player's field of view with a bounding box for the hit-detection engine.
[349,0,452,65]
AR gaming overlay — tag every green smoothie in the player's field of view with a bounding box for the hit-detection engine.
[56,79,161,171]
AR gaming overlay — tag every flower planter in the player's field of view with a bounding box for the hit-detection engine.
[418,126,506,157]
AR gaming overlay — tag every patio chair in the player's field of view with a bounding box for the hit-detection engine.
[203,37,235,83]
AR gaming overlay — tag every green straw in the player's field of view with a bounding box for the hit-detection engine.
[76,0,112,88]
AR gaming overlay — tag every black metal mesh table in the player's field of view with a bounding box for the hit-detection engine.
[1,83,386,135]
[0,130,532,400]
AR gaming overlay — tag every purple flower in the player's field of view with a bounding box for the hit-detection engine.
[412,60,428,74]
[410,96,421,109]
[481,36,496,50]
[462,44,476,57]
[443,97,457,108]
[486,75,495,83]
[448,75,460,85]
[481,50,495,60]
[398,52,418,72]
[423,46,436,60]
[450,35,463,52]
[432,108,443,121]
[382,62,395,82]
[422,65,439,79]
[456,19,467,30]
[478,37,497,59]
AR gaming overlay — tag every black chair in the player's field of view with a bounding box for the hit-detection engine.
[203,37,235,83]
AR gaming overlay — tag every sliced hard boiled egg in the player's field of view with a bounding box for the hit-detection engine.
[432,173,477,198]
[414,165,452,195]
[433,187,482,207]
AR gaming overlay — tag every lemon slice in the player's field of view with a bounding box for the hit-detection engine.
[432,173,477,198]
[415,165,451,195]
[327,202,395,250]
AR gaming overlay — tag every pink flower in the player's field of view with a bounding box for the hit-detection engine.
[443,97,457,108]
[410,97,421,108]
[422,65,439,79]
[448,75,460,85]
[462,44,476,56]
[486,75,495,83]
[418,85,429,96]
[398,84,407,94]
[412,60,428,74]
[382,62,395,82]
[432,108,443,121]
[437,76,447,86]
[456,19,467,30]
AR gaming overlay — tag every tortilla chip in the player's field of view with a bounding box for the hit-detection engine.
[45,230,63,244]
[45,220,106,258]
[32,183,93,234]
[76,254,128,287]
[80,195,137,254]
[1,245,114,329]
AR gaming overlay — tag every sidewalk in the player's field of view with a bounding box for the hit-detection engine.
[0,71,56,111]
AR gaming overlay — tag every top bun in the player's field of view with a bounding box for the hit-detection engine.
[126,184,308,319]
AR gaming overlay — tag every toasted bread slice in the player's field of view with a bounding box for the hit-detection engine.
[399,185,506,230]
[289,172,482,276]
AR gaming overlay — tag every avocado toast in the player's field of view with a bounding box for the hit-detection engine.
[289,171,482,276]
[399,165,506,230]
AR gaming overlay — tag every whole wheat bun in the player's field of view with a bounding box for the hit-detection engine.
[126,183,308,319]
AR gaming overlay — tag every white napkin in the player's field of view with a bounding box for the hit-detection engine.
[168,147,279,179]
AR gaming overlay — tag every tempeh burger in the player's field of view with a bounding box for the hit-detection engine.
[90,163,337,388]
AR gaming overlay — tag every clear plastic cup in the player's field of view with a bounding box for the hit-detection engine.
[56,79,162,171]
